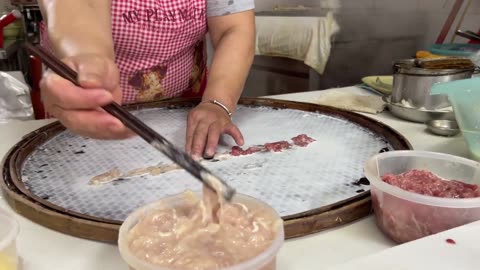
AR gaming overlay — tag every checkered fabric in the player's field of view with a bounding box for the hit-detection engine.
[112,0,208,103]
[40,0,208,104]
[39,0,254,105]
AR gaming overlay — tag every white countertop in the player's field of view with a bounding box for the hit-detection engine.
[0,86,470,270]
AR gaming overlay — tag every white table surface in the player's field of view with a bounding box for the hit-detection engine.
[0,86,470,270]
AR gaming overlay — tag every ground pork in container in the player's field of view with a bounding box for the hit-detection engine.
[372,169,480,243]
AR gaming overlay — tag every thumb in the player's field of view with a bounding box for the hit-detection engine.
[224,124,244,146]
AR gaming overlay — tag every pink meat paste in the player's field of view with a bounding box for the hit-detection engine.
[373,169,480,243]
[264,141,291,152]
[381,169,480,198]
[230,134,315,157]
[291,134,316,147]
[127,189,281,270]
[230,146,263,157]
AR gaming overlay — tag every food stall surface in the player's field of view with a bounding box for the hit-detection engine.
[0,86,470,270]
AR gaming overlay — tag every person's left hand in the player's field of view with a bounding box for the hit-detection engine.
[185,102,244,158]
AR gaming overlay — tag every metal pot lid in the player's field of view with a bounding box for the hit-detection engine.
[393,59,475,76]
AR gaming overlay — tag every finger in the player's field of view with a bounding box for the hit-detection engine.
[61,58,102,88]
[223,123,244,146]
[65,56,118,90]
[185,112,199,155]
[50,105,132,140]
[191,122,210,158]
[204,123,222,158]
[41,73,113,109]
[111,86,124,104]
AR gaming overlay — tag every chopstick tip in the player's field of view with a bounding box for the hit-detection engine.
[224,187,236,202]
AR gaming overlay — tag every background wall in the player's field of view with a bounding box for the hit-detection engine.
[232,0,480,96]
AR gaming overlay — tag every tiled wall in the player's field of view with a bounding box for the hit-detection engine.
[241,0,480,96]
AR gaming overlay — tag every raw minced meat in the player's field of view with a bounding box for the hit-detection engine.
[263,141,291,152]
[291,134,316,147]
[229,134,315,156]
[373,169,480,244]
[230,146,263,157]
[381,169,480,198]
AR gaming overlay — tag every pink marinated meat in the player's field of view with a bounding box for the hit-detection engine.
[373,169,480,244]
[230,146,262,157]
[291,134,316,147]
[229,134,315,156]
[264,141,291,152]
[381,169,480,198]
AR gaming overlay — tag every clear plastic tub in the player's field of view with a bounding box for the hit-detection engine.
[431,77,480,161]
[428,44,480,57]
[364,150,480,244]
[118,193,284,270]
[0,209,19,270]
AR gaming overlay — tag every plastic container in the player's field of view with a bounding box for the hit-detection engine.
[364,150,480,244]
[118,193,284,270]
[428,44,480,57]
[0,209,19,270]
[431,77,480,161]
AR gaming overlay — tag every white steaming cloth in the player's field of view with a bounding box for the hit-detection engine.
[255,12,340,74]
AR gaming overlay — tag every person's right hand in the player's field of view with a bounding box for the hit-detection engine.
[40,54,133,139]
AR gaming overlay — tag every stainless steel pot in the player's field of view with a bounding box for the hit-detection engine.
[392,59,475,110]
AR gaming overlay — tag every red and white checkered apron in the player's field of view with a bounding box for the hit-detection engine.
[40,0,208,105]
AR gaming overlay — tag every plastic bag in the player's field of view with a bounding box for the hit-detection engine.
[0,71,34,123]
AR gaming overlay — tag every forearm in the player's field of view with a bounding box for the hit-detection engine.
[39,0,114,60]
[203,24,255,111]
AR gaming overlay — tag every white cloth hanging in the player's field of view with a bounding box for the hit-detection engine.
[255,11,340,75]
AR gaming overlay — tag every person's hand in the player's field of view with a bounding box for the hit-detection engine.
[185,102,244,158]
[40,54,132,139]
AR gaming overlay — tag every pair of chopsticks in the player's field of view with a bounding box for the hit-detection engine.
[24,42,235,201]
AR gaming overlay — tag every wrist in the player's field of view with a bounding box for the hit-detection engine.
[201,99,234,119]
[201,95,236,111]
